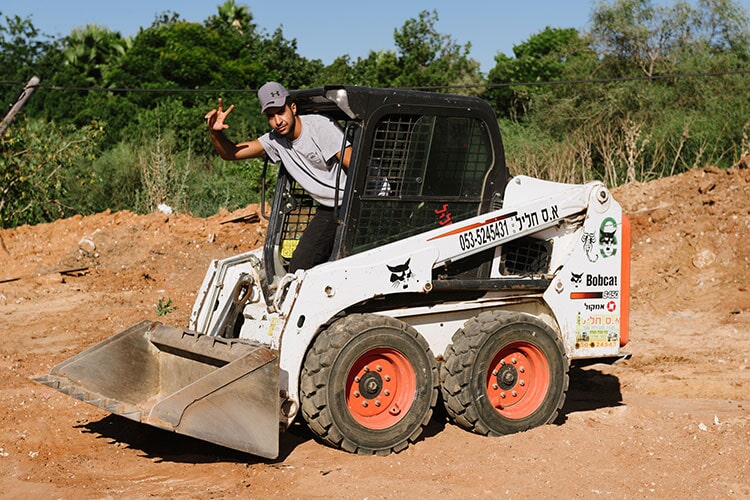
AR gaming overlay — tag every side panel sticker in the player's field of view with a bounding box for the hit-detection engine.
[575,313,620,348]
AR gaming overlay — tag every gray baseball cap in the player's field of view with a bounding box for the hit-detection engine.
[258,82,289,112]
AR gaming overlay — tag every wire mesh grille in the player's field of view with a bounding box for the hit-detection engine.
[500,237,553,275]
[279,182,317,259]
[354,113,492,253]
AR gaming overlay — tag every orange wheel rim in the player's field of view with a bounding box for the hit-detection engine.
[486,341,550,419]
[345,348,415,429]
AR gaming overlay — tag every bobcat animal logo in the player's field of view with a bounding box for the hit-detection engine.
[387,258,413,289]
[570,271,583,287]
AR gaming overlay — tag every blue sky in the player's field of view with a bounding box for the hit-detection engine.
[4,1,750,74]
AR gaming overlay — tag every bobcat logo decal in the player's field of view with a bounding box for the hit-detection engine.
[387,258,413,289]
[570,271,583,287]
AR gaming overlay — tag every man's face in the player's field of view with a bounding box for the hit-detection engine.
[264,103,296,137]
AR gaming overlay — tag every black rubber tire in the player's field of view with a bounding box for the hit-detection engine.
[300,314,439,455]
[440,311,569,436]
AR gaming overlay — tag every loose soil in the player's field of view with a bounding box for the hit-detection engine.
[1,165,749,498]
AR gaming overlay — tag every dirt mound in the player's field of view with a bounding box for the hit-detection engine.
[614,165,750,318]
[0,167,748,498]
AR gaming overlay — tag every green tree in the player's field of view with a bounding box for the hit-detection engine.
[207,0,254,33]
[590,0,691,77]
[684,0,749,53]
[255,27,324,89]
[0,13,53,105]
[486,27,591,119]
[589,0,749,77]
[104,16,254,149]
[392,10,482,92]
[345,10,482,93]
[497,0,750,187]
[350,49,401,87]
[63,24,131,86]
[314,55,357,86]
[110,19,240,94]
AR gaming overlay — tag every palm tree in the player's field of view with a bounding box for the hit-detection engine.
[63,25,131,86]
[208,1,255,33]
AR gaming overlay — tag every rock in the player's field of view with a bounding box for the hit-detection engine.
[78,237,96,254]
[650,206,670,223]
[698,180,716,194]
[35,272,63,286]
[733,154,750,169]
[692,248,716,269]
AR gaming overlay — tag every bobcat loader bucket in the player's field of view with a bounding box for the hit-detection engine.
[34,320,280,459]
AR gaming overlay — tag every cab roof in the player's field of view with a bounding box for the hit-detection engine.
[290,85,497,122]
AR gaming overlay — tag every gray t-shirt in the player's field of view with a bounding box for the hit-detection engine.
[258,114,348,207]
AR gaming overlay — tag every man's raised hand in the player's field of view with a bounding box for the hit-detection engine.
[205,98,235,132]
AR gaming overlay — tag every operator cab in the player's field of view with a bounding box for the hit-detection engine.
[262,86,511,284]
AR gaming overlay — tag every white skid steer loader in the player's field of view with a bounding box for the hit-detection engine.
[35,86,631,459]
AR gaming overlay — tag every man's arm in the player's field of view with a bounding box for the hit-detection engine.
[336,146,352,169]
[205,99,266,161]
[313,115,351,169]
[208,129,265,161]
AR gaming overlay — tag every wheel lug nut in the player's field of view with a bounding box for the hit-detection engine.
[492,369,498,376]
[384,390,390,396]
[363,366,369,372]
[375,400,381,407]
[511,357,517,364]
[354,391,360,397]
[376,365,382,372]
[519,380,525,387]
[519,367,525,373]
[512,390,517,397]
[492,383,499,390]
[500,392,506,398]
[362,401,368,407]
[355,376,360,382]
[384,375,391,381]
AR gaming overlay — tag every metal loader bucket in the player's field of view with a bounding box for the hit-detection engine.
[34,320,280,459]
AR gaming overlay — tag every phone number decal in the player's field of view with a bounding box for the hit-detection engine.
[459,217,511,251]
[428,204,560,250]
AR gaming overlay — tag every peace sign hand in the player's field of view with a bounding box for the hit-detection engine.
[205,98,235,132]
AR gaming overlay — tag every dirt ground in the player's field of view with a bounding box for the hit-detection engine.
[1,164,749,499]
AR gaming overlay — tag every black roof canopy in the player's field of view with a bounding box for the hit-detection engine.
[290,85,498,123]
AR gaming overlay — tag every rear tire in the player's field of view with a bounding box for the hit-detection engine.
[300,314,438,455]
[441,311,568,436]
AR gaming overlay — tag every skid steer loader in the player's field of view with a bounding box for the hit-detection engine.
[35,86,630,459]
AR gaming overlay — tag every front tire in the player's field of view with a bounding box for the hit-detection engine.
[300,314,439,455]
[441,311,569,436]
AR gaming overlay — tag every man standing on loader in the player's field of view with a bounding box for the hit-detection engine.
[205,81,352,271]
